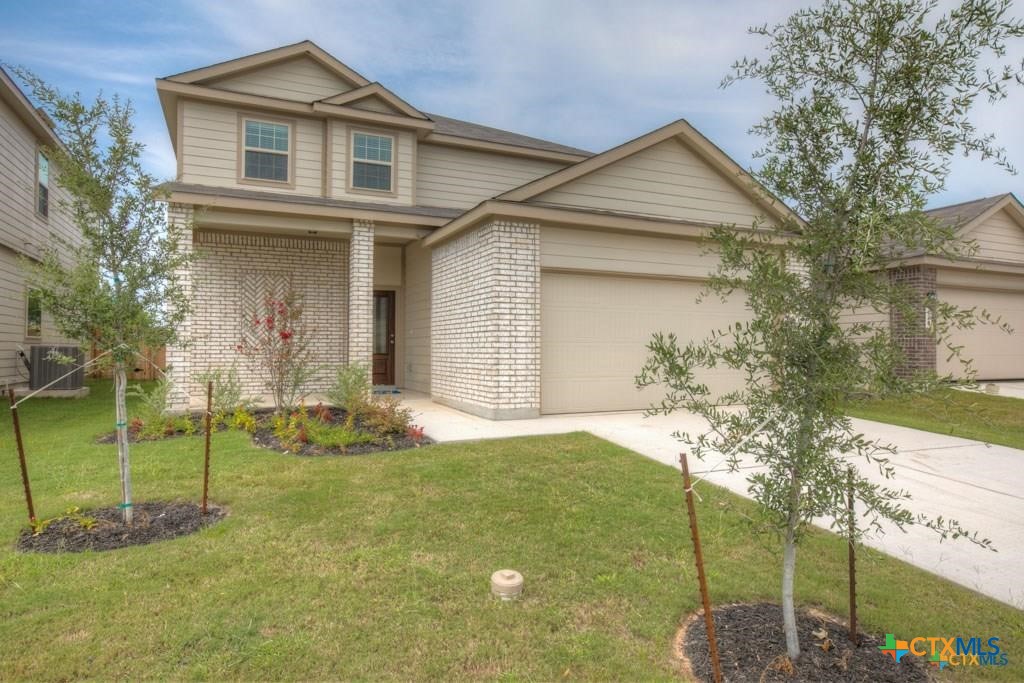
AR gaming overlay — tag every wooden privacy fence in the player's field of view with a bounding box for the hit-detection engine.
[88,345,166,381]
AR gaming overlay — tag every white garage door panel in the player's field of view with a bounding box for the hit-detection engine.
[937,287,1024,379]
[541,272,750,414]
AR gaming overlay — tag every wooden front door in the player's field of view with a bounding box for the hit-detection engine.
[372,290,396,385]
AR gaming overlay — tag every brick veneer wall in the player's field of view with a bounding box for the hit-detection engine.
[166,203,194,411]
[431,220,541,419]
[889,265,938,377]
[184,229,349,402]
[348,220,374,369]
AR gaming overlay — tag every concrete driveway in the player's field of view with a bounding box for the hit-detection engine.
[402,391,1024,609]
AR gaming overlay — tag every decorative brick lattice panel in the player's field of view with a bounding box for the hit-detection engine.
[181,228,348,403]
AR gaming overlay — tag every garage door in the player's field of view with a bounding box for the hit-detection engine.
[541,272,751,414]
[937,287,1024,379]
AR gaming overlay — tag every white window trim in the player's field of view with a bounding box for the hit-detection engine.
[348,128,396,196]
[35,148,49,219]
[238,115,295,188]
[25,287,42,340]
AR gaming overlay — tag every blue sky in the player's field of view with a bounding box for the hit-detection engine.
[2,0,1022,208]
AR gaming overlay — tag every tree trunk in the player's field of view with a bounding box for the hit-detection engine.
[114,363,134,525]
[782,522,800,661]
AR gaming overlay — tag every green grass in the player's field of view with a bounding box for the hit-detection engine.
[1,382,1021,680]
[847,388,1024,450]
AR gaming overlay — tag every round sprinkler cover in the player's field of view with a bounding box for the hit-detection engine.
[490,569,524,600]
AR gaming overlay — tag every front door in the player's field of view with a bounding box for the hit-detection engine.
[372,290,396,385]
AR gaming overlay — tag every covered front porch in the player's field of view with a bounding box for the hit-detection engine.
[165,200,435,410]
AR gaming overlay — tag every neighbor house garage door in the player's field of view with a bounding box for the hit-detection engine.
[936,286,1024,379]
[540,272,751,414]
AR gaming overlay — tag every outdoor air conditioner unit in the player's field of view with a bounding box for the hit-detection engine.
[29,345,84,390]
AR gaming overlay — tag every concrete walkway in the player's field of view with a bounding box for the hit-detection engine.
[402,392,1024,610]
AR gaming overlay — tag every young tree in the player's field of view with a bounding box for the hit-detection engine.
[639,0,1021,661]
[15,72,191,525]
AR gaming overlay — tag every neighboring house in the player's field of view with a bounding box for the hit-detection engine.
[0,67,78,387]
[156,41,799,417]
[891,193,1024,380]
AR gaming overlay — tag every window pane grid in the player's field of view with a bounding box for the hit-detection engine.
[352,133,394,190]
[243,120,289,182]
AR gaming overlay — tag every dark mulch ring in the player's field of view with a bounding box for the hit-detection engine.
[17,501,225,553]
[679,603,932,682]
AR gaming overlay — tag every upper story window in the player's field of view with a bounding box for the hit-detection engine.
[242,119,290,183]
[351,131,394,192]
[36,151,49,217]
[26,289,42,339]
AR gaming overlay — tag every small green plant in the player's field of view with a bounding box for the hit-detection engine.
[272,404,311,452]
[363,396,413,435]
[306,422,376,449]
[31,506,98,536]
[230,407,258,433]
[128,375,173,426]
[327,363,372,416]
[194,364,253,416]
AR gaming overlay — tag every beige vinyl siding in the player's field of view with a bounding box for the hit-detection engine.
[540,226,719,278]
[329,124,413,205]
[348,96,401,115]
[206,57,353,102]
[403,240,430,392]
[0,97,79,385]
[180,100,323,195]
[531,138,774,227]
[963,208,1024,264]
[416,144,565,209]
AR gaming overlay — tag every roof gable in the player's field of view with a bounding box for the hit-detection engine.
[165,41,369,101]
[318,83,426,119]
[499,119,800,227]
[959,197,1024,265]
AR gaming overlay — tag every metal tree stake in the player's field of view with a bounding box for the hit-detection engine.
[680,451,723,683]
[8,388,36,524]
[847,466,859,646]
[202,380,212,514]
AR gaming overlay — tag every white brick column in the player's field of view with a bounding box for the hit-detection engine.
[166,203,194,412]
[348,219,374,369]
[431,220,541,419]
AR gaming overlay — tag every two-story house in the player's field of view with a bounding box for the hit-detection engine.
[157,41,802,417]
[0,67,79,388]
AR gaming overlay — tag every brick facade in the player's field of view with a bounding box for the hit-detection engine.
[431,220,541,419]
[889,265,938,377]
[348,219,374,369]
[166,204,194,411]
[170,221,349,407]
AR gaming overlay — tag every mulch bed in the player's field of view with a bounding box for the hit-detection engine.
[250,405,433,456]
[678,603,932,682]
[17,502,225,553]
[95,415,211,444]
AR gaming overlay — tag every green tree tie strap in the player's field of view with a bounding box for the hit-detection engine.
[118,502,133,509]
[115,421,127,428]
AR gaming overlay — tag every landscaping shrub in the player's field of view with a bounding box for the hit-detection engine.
[193,364,252,416]
[236,291,320,414]
[229,407,258,433]
[362,396,413,435]
[306,421,376,449]
[326,363,372,415]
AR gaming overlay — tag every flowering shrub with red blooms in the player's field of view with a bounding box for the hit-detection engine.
[236,290,320,414]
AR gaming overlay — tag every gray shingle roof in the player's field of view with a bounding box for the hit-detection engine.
[923,194,1009,229]
[425,113,593,157]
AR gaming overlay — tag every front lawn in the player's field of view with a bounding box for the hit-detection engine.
[847,387,1024,451]
[1,382,1021,680]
